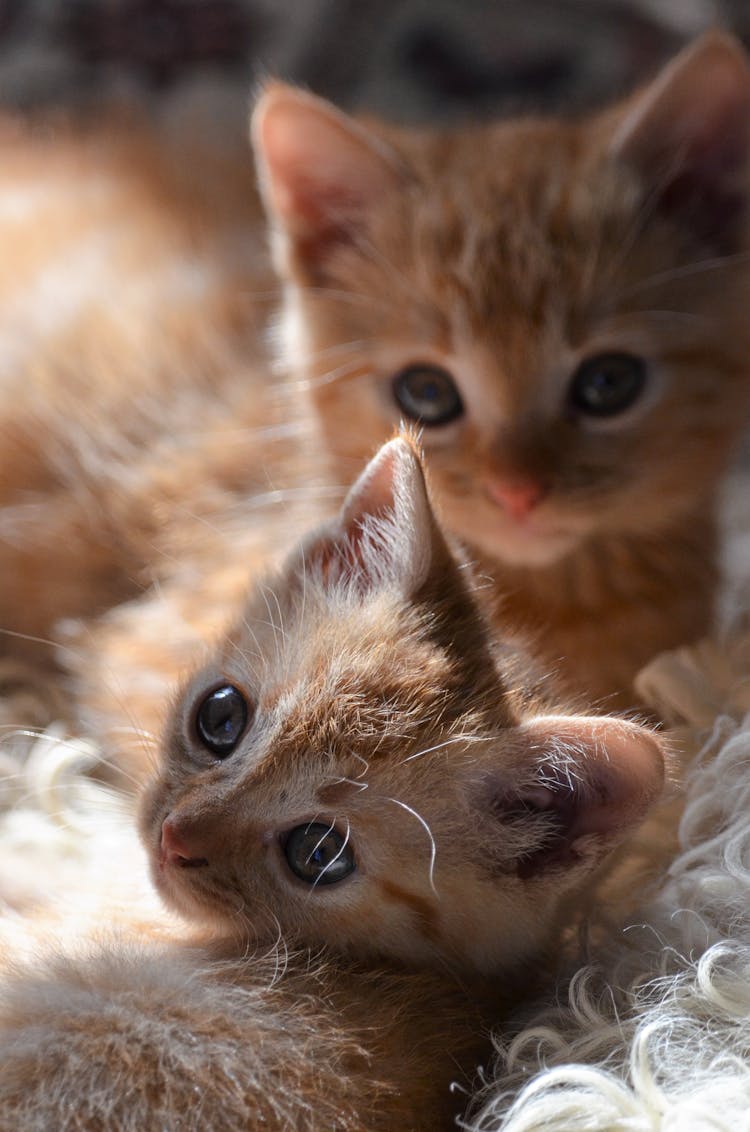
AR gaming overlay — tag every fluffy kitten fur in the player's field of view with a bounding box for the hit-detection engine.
[254,31,750,707]
[0,437,665,1129]
[0,33,732,1132]
[0,111,331,774]
[1,34,747,783]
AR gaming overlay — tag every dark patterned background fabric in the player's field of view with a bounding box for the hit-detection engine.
[0,0,747,123]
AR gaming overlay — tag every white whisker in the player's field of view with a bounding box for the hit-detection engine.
[401,733,487,764]
[618,250,750,300]
[388,797,438,896]
[305,820,336,868]
[311,819,351,892]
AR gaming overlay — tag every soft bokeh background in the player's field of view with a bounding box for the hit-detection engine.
[0,0,746,125]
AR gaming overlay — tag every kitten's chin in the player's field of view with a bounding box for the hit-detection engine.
[151,861,231,927]
[468,523,583,568]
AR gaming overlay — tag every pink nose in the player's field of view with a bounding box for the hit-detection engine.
[485,477,546,521]
[160,816,209,869]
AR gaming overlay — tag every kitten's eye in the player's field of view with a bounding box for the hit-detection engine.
[284,823,355,886]
[568,353,647,417]
[392,364,464,426]
[195,685,248,757]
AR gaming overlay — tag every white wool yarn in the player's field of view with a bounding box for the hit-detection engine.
[469,636,750,1132]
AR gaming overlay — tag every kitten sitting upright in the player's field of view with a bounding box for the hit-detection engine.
[253,31,750,707]
[0,437,665,1130]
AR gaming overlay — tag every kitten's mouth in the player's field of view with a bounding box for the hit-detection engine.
[478,511,583,567]
[159,840,209,871]
[486,497,572,538]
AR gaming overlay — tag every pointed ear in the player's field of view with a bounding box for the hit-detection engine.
[251,82,407,276]
[610,32,750,250]
[302,434,448,598]
[472,716,665,879]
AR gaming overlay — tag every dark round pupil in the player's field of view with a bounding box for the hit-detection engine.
[285,822,356,886]
[392,364,464,426]
[569,353,646,417]
[195,685,248,757]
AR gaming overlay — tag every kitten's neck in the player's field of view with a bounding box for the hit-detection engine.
[479,504,718,707]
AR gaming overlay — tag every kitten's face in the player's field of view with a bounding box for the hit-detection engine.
[255,33,750,567]
[141,438,664,976]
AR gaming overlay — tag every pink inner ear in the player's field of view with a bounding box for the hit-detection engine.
[305,439,401,591]
[613,34,750,165]
[341,442,400,531]
[612,34,750,247]
[307,436,435,596]
[253,85,403,254]
[313,529,369,591]
[510,716,665,878]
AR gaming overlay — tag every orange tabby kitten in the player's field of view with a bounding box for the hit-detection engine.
[0,437,665,1130]
[253,31,750,707]
[1,32,745,779]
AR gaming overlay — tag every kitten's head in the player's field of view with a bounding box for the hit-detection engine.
[254,33,750,567]
[142,435,664,976]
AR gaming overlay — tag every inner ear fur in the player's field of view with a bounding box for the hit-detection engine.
[251,82,407,276]
[292,435,445,596]
[288,435,499,685]
[471,715,666,878]
[609,31,750,250]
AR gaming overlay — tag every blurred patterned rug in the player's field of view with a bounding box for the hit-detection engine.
[0,0,741,123]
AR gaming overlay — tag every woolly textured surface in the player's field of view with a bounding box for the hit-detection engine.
[467,633,750,1129]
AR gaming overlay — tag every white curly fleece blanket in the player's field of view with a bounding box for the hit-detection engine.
[462,624,750,1130]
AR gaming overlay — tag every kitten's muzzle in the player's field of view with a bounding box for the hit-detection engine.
[484,475,547,522]
[160,815,209,870]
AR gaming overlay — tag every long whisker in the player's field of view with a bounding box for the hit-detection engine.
[311,819,351,891]
[611,308,714,327]
[0,626,86,662]
[617,250,750,300]
[400,733,488,765]
[295,285,393,314]
[217,484,347,516]
[350,751,370,779]
[388,797,438,896]
[226,637,262,683]
[260,586,286,658]
[335,776,369,793]
[305,820,335,867]
[277,358,372,393]
[267,587,287,648]
[274,337,378,370]
[599,156,682,286]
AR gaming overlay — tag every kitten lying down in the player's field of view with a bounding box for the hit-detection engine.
[0,437,665,1131]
